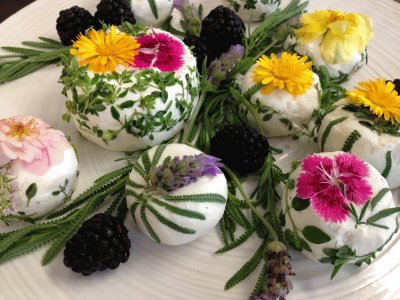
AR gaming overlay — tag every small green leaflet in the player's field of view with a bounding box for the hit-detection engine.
[320,116,348,151]
[26,183,37,206]
[367,207,400,224]
[292,197,310,211]
[111,106,120,121]
[381,151,392,178]
[302,226,331,244]
[370,188,390,210]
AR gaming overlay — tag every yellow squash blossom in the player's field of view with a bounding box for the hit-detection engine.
[70,26,140,74]
[347,79,400,125]
[294,10,373,65]
[252,52,314,97]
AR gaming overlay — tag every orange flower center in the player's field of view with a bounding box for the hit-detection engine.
[7,119,37,140]
[328,11,345,24]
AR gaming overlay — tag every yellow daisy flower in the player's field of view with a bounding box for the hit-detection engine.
[294,10,373,65]
[70,26,140,74]
[347,79,400,125]
[252,52,314,97]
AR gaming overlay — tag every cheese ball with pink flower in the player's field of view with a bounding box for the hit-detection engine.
[61,25,199,152]
[280,151,398,264]
[0,116,79,219]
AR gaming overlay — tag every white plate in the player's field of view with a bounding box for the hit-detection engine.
[0,0,400,299]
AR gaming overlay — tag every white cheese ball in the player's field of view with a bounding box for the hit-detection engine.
[281,151,398,262]
[224,0,280,23]
[130,0,173,27]
[318,99,400,189]
[290,37,366,78]
[8,147,79,218]
[64,29,199,152]
[241,64,320,137]
[126,143,228,245]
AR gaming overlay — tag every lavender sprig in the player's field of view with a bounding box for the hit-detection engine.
[150,154,223,192]
[173,0,202,37]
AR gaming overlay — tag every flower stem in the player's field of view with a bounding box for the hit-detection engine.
[224,166,278,241]
[181,91,207,144]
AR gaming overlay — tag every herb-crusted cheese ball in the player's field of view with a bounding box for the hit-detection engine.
[0,116,79,219]
[125,143,228,245]
[281,152,398,263]
[241,52,320,137]
[129,0,173,27]
[224,0,280,22]
[290,10,373,78]
[62,26,199,152]
[318,79,400,189]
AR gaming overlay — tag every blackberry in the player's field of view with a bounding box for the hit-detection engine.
[63,213,131,276]
[200,6,245,61]
[210,124,269,174]
[183,35,208,70]
[95,0,136,26]
[56,6,98,45]
[392,79,400,94]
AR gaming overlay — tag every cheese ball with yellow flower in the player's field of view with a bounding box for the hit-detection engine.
[290,10,373,78]
[318,79,400,188]
[61,25,199,151]
[241,52,320,137]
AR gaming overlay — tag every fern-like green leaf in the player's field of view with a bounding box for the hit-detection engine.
[251,264,267,296]
[226,201,252,229]
[216,221,259,253]
[140,205,161,242]
[105,192,125,215]
[1,46,44,56]
[145,204,196,234]
[132,163,147,182]
[130,202,141,223]
[225,241,266,290]
[22,41,63,49]
[341,130,361,152]
[382,151,392,178]
[243,83,262,99]
[38,37,63,45]
[141,150,152,174]
[94,166,132,184]
[164,193,226,203]
[320,116,348,151]
[151,197,206,220]
[151,144,167,168]
[126,188,140,198]
[219,214,230,245]
[126,178,145,189]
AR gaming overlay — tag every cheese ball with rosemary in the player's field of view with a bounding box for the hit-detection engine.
[289,10,373,78]
[241,52,320,138]
[129,0,173,27]
[61,25,199,152]
[281,151,398,263]
[125,143,228,245]
[224,0,280,22]
[0,116,79,219]
[318,79,400,189]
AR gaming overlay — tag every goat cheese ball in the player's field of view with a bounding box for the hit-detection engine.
[129,0,173,26]
[0,116,79,219]
[281,152,398,263]
[241,55,320,138]
[290,10,373,78]
[62,26,199,152]
[126,143,228,245]
[318,99,400,189]
[224,0,280,22]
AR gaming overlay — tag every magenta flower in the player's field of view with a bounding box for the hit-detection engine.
[296,153,373,223]
[0,116,70,176]
[133,32,184,72]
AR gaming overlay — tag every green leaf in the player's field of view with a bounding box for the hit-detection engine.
[382,151,392,178]
[216,221,260,253]
[151,197,205,220]
[150,144,167,169]
[111,106,120,121]
[164,193,226,203]
[323,248,339,257]
[140,205,161,243]
[292,197,310,211]
[26,183,37,206]
[302,226,331,244]
[320,116,348,151]
[370,188,390,210]
[341,130,361,152]
[141,150,152,174]
[331,262,348,279]
[225,241,266,290]
[359,200,370,221]
[148,0,159,19]
[251,264,267,296]
[119,100,135,109]
[367,207,400,224]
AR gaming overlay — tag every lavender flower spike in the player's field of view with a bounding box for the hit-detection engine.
[150,153,223,192]
[208,44,245,88]
[174,0,202,37]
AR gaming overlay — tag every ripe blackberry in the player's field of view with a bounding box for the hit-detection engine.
[95,0,136,26]
[183,35,208,70]
[392,79,400,94]
[56,6,98,45]
[210,124,269,174]
[63,213,131,276]
[200,6,245,61]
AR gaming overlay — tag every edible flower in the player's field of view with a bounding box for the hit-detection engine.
[173,0,202,37]
[296,153,372,223]
[0,165,18,216]
[134,31,185,72]
[347,78,400,125]
[294,10,373,65]
[70,25,140,73]
[150,153,223,192]
[252,52,313,97]
[0,116,70,176]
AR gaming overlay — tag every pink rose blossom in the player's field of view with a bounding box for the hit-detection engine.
[296,153,373,223]
[133,32,185,72]
[0,116,70,176]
